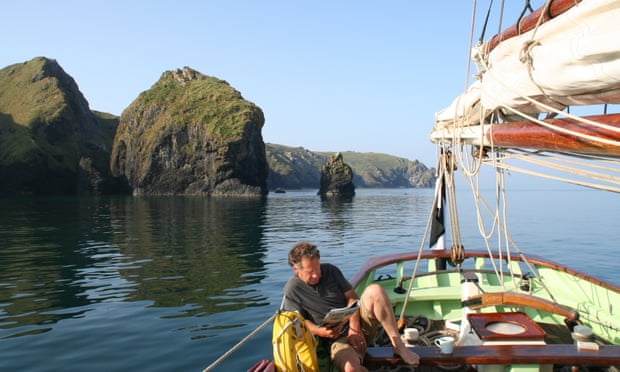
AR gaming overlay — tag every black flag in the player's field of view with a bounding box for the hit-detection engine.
[429,173,445,250]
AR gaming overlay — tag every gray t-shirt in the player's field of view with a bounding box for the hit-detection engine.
[282,263,353,325]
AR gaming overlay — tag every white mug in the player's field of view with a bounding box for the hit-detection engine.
[403,327,419,343]
[434,336,455,354]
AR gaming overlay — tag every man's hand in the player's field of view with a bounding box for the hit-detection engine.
[319,322,345,339]
[347,328,366,353]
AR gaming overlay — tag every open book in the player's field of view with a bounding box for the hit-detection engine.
[320,300,360,326]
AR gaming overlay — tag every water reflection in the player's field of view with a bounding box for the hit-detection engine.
[0,196,270,339]
[107,197,270,314]
[320,195,355,243]
[0,197,98,338]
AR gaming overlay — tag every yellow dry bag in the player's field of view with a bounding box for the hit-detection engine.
[272,311,319,372]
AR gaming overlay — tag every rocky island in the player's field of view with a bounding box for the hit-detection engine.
[0,57,435,195]
[110,67,268,196]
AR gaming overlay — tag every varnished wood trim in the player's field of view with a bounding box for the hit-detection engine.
[465,292,579,322]
[483,0,582,54]
[487,113,620,158]
[364,344,620,366]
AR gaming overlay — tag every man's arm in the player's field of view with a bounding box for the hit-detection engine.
[343,289,361,334]
[343,289,366,351]
[305,319,346,339]
[304,287,357,339]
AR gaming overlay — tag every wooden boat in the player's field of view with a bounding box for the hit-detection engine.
[240,1,620,370]
[364,0,620,370]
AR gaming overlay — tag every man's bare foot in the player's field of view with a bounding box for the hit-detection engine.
[393,344,420,366]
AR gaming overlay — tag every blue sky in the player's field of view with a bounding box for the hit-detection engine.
[2,1,541,166]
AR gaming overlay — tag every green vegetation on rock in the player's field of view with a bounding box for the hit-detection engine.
[110,67,267,196]
[0,57,121,194]
[138,70,254,142]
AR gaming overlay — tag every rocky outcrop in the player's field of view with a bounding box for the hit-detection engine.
[266,144,436,190]
[318,152,355,197]
[266,144,323,190]
[0,57,121,195]
[110,67,268,196]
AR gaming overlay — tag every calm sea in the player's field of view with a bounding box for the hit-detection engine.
[0,187,618,371]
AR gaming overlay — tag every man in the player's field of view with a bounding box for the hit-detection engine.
[283,242,420,372]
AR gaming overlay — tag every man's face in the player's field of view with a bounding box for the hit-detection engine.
[293,256,321,286]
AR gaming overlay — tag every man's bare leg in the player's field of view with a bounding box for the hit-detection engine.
[360,284,420,366]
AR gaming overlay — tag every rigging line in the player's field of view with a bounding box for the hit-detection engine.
[497,159,521,291]
[517,154,620,186]
[446,161,462,249]
[508,149,620,174]
[461,157,558,300]
[495,168,507,289]
[480,157,558,299]
[527,0,552,41]
[560,153,620,170]
[501,151,620,186]
[497,0,506,35]
[462,151,559,298]
[501,99,620,135]
[450,86,490,178]
[493,161,506,290]
[503,151,620,181]
[457,139,481,177]
[465,165,499,241]
[517,0,536,35]
[488,161,620,193]
[203,311,277,372]
[398,164,441,324]
[460,159,504,280]
[498,171,510,289]
[457,106,487,178]
[466,0,479,92]
[478,0,495,45]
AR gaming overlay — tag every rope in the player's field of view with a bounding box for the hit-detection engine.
[458,149,559,301]
[398,153,445,327]
[502,151,620,186]
[491,161,620,193]
[203,311,277,372]
[429,0,620,310]
[444,153,465,265]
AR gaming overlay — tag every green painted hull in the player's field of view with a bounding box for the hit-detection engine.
[350,249,620,371]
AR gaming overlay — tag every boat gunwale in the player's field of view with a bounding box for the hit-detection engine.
[350,249,620,295]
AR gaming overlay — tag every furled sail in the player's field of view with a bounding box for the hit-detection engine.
[433,0,620,132]
[430,0,620,191]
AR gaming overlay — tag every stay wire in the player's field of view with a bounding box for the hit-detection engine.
[203,296,286,371]
[203,311,277,372]
[398,154,444,324]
